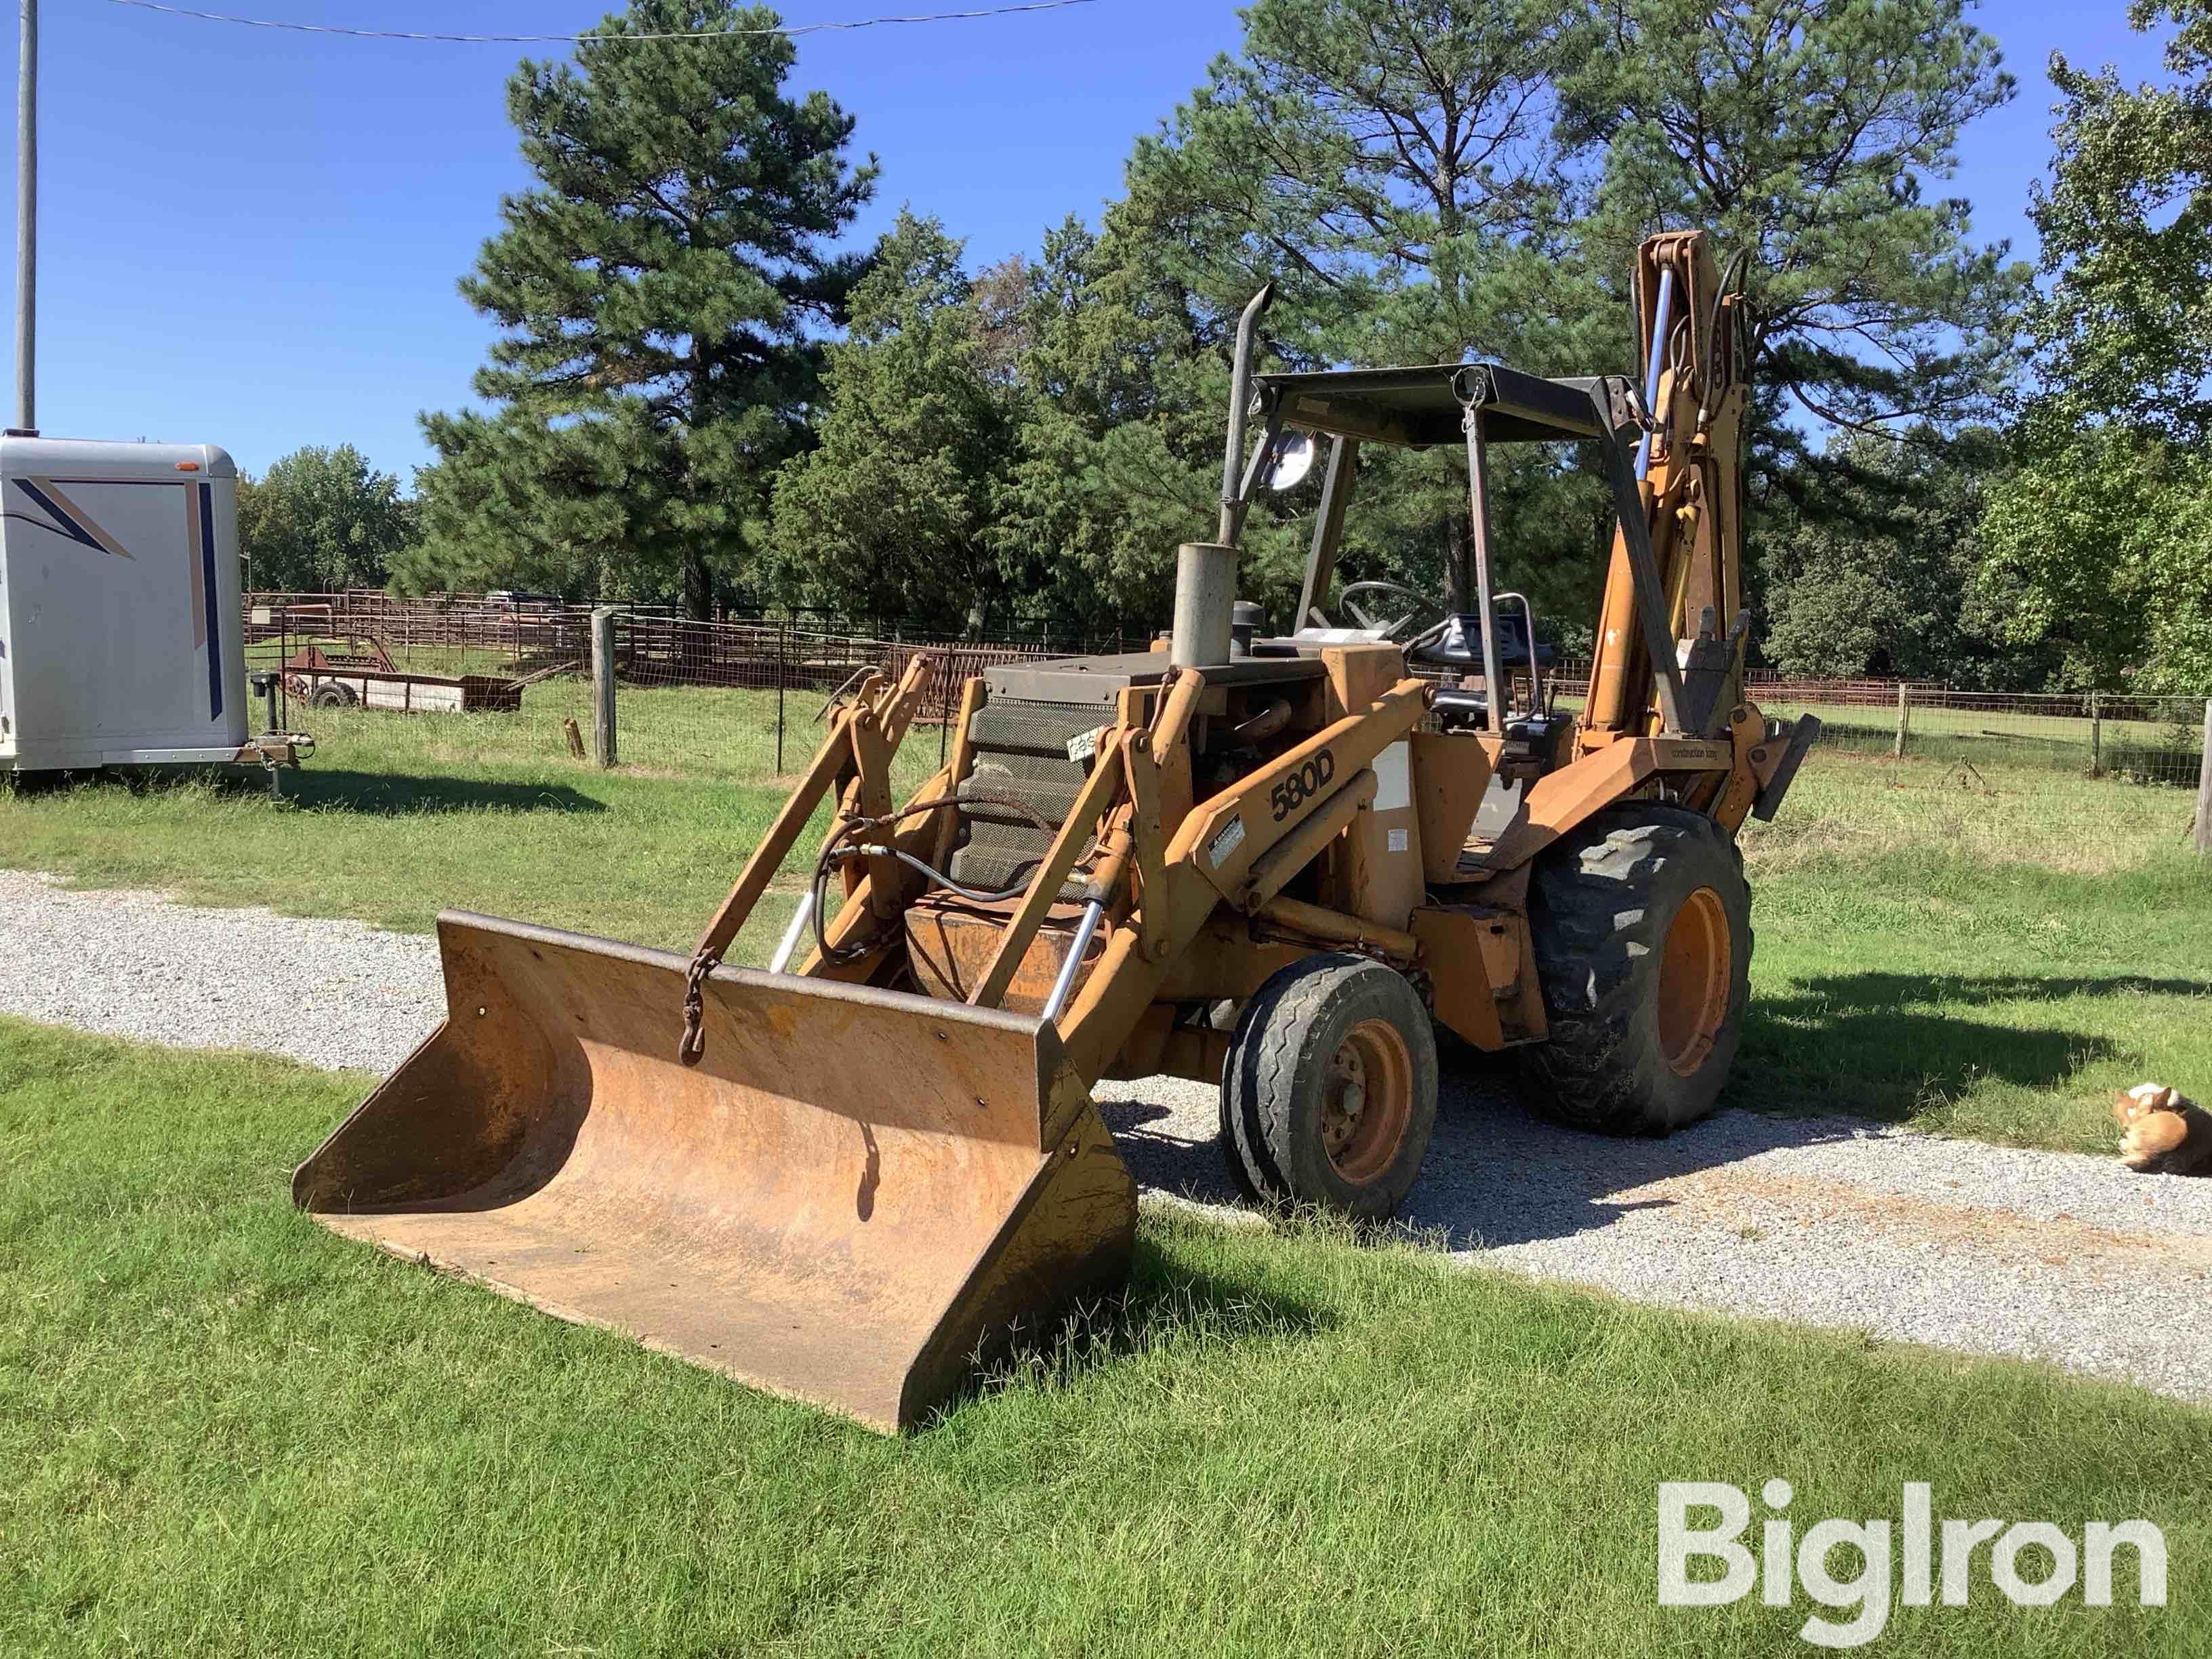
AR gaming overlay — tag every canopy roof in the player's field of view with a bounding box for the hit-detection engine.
[1255,362,1633,449]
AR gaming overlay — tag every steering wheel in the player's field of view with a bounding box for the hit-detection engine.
[1338,580,1451,652]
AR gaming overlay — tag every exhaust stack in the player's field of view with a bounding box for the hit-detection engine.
[1171,282,1273,670]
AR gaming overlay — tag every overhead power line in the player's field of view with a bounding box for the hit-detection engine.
[102,0,1100,45]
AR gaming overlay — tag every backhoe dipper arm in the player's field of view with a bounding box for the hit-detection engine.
[1584,232,1745,740]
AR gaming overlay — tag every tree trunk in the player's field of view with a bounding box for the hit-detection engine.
[1443,514,1471,614]
[682,329,713,622]
[682,544,711,621]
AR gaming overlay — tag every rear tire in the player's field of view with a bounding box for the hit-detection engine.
[1516,805,1751,1135]
[1220,954,1438,1218]
[310,684,357,710]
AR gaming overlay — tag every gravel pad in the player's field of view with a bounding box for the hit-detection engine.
[7,868,2207,1404]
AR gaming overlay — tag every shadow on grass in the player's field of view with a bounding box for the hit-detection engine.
[1736,970,2196,1124]
[1774,970,2209,1008]
[1123,1244,1339,1343]
[281,769,609,816]
[968,1244,1339,1411]
[12,765,609,817]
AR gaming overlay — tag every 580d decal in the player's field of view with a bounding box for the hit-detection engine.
[1269,747,1337,821]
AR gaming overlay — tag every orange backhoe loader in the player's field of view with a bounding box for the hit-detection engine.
[294,230,1820,1431]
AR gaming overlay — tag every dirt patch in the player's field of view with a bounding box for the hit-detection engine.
[1626,1165,2212,1282]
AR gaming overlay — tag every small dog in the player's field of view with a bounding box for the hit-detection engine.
[2112,1083,2212,1176]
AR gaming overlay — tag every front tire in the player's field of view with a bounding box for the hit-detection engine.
[1516,805,1751,1135]
[1221,954,1439,1218]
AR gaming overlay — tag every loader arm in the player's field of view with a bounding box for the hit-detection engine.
[1052,678,1432,1085]
[679,652,941,1052]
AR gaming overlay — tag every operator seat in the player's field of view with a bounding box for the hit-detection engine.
[1410,611,1556,678]
[1416,611,1572,769]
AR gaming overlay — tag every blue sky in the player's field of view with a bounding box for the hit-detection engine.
[0,0,2177,480]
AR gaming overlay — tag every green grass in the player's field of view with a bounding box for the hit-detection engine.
[1,1015,2204,1656]
[1,709,2206,1153]
[0,745,801,960]
[0,688,944,964]
[1736,751,2212,1152]
[1768,695,2205,786]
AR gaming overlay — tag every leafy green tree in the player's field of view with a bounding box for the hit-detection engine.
[1981,432,2212,690]
[236,445,417,594]
[405,1,874,615]
[764,213,1026,634]
[2024,1,2212,443]
[1759,429,2045,685]
[1978,2,2212,690]
[1557,0,2032,488]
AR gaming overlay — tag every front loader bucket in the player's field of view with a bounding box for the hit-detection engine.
[291,912,1136,1432]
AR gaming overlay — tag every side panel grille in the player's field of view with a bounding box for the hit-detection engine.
[951,698,1104,901]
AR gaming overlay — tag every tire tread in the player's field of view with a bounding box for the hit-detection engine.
[1516,805,1750,1136]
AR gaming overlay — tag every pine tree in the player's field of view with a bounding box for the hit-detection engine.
[1557,1,2031,474]
[1020,0,1633,632]
[409,1,874,617]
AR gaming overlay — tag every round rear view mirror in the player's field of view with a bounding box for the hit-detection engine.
[1265,430,1317,491]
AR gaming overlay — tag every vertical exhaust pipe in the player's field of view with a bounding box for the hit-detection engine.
[1215,282,1274,547]
[1172,283,1273,670]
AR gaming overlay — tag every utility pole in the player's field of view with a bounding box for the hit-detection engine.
[14,0,33,432]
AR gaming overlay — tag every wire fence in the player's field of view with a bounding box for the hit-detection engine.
[238,594,1110,790]
[239,592,2210,842]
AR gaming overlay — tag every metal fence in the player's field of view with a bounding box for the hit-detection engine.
[1416,659,2207,787]
[239,595,1095,787]
[239,593,2211,845]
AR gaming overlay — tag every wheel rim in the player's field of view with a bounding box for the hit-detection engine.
[1656,886,1732,1077]
[1320,1017,1414,1184]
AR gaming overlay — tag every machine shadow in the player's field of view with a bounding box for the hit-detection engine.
[1404,1073,1875,1252]
[975,1245,1341,1408]
[1777,970,2209,1008]
[1095,970,2139,1258]
[1095,1076,1879,1255]
[1734,970,2179,1123]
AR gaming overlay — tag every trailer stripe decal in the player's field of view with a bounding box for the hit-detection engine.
[6,478,134,556]
[36,480,136,559]
[184,482,206,647]
[198,482,224,720]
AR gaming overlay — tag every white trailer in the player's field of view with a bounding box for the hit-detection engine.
[0,434,303,775]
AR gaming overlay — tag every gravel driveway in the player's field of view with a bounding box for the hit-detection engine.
[7,867,2208,1404]
[0,871,443,1074]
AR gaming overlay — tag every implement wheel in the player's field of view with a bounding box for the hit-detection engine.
[1516,805,1751,1135]
[1221,954,1437,1218]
